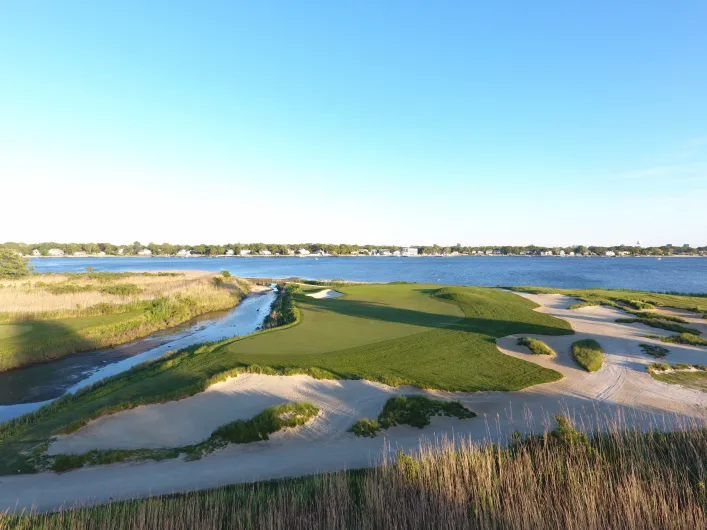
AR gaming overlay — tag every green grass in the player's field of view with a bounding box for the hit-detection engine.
[350,395,475,437]
[517,337,556,355]
[639,343,669,358]
[49,402,319,472]
[651,371,707,391]
[0,284,572,475]
[661,333,707,346]
[571,339,604,372]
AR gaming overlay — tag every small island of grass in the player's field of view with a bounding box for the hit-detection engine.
[571,339,604,372]
[517,337,556,356]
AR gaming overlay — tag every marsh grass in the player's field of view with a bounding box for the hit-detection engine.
[517,337,556,355]
[4,414,707,529]
[572,339,604,372]
[639,343,669,358]
[615,317,701,335]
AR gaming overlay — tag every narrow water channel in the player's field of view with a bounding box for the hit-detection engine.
[0,291,277,423]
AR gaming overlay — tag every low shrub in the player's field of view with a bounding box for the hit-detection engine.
[615,318,701,335]
[639,343,669,358]
[517,337,555,355]
[661,333,707,346]
[349,418,380,438]
[571,339,603,372]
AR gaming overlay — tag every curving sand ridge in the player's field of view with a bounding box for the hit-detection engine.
[3,292,707,512]
[305,288,345,299]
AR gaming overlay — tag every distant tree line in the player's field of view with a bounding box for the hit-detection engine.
[1,241,706,257]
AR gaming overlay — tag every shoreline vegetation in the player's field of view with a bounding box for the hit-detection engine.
[3,241,707,258]
[0,271,253,372]
[4,415,707,528]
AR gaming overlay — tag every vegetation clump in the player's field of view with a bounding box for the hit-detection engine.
[639,343,669,358]
[0,249,33,278]
[351,395,475,437]
[517,337,556,355]
[615,318,701,335]
[262,284,300,329]
[571,339,604,372]
[661,333,707,346]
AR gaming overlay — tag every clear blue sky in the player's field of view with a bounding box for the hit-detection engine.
[1,1,706,246]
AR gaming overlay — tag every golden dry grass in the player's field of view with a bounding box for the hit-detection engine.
[2,413,706,529]
[0,272,243,317]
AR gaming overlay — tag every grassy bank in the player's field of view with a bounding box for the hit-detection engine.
[571,339,604,372]
[648,363,707,391]
[0,272,252,371]
[3,416,707,529]
[0,284,572,475]
[662,333,707,346]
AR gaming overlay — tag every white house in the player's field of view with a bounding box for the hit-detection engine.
[118,248,125,255]
[558,250,566,256]
[225,249,234,256]
[176,249,191,257]
[48,248,64,256]
[73,251,87,257]
[540,250,553,256]
[31,249,41,257]
[137,249,152,256]
[286,248,295,256]
[95,251,106,257]
[402,247,418,256]
[240,249,251,256]
[296,248,310,255]
[605,251,616,257]
[260,250,272,256]
[393,250,401,256]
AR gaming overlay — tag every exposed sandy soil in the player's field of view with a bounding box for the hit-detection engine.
[3,293,707,512]
[305,289,345,299]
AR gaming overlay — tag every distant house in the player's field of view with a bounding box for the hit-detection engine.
[48,248,64,256]
[260,250,272,256]
[568,251,575,257]
[240,249,251,256]
[296,248,310,256]
[605,251,616,257]
[540,250,553,256]
[225,249,234,256]
[485,249,494,256]
[358,249,371,255]
[177,249,191,257]
[96,251,106,257]
[73,251,87,257]
[402,247,418,256]
[393,250,401,256]
[137,249,152,256]
[286,248,295,256]
[118,248,125,255]
[492,249,502,255]
[31,249,41,257]
[558,250,566,256]
[379,249,391,256]
[618,251,631,256]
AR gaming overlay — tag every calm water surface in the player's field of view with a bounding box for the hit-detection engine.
[31,256,707,293]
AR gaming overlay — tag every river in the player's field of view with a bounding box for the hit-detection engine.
[0,291,276,423]
[31,256,707,293]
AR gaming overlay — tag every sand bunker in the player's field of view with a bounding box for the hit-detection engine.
[306,289,345,299]
[6,292,707,512]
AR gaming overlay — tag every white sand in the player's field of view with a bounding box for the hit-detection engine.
[306,289,345,299]
[3,292,707,512]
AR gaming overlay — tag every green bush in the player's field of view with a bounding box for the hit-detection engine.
[349,418,380,438]
[571,339,603,372]
[517,337,555,356]
[639,343,669,358]
[99,284,142,296]
[378,395,475,429]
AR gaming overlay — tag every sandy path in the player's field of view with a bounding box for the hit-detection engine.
[2,293,707,512]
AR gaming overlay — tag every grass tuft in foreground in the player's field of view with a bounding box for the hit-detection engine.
[350,395,474,437]
[571,339,604,372]
[517,337,556,355]
[5,415,707,529]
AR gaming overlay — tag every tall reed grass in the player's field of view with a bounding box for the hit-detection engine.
[3,413,706,529]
